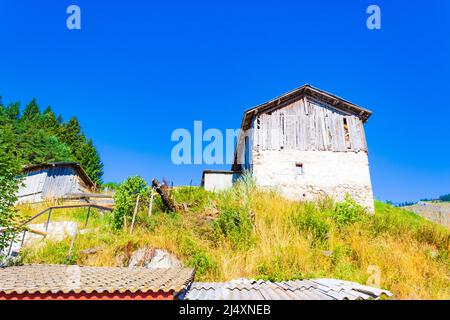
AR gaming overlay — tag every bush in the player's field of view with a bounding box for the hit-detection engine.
[0,125,23,260]
[187,251,217,277]
[112,176,149,229]
[332,194,366,226]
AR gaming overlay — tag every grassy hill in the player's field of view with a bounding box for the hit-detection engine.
[404,202,450,227]
[16,181,450,299]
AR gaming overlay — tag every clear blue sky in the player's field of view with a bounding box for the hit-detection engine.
[1,1,449,202]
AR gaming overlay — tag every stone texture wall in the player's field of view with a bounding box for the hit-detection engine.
[251,150,374,211]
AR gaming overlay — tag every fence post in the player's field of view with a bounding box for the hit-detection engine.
[130,194,140,235]
[45,208,52,232]
[67,230,77,261]
[7,237,14,257]
[84,206,91,228]
[20,230,27,249]
[148,188,155,217]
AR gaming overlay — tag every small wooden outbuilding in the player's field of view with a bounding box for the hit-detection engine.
[17,162,95,203]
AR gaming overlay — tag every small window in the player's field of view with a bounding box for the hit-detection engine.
[343,117,351,149]
[295,162,304,174]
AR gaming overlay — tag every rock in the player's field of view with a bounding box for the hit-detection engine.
[128,247,182,269]
[145,249,183,269]
[114,253,127,267]
[128,247,153,267]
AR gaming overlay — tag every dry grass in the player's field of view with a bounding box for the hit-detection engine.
[16,185,450,300]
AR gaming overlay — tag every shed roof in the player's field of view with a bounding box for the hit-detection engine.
[240,84,373,130]
[0,265,195,296]
[186,278,392,300]
[22,162,95,188]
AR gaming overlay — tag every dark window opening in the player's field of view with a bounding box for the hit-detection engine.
[343,118,351,149]
[295,162,304,174]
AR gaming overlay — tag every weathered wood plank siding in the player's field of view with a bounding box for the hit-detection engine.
[17,165,91,203]
[41,166,87,198]
[253,96,367,153]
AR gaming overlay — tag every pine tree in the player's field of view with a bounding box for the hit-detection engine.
[21,98,40,122]
[4,102,20,121]
[60,116,83,149]
[42,106,60,134]
[77,139,104,186]
[0,96,104,186]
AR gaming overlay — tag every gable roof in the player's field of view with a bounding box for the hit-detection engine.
[0,265,195,296]
[22,162,95,188]
[240,84,373,130]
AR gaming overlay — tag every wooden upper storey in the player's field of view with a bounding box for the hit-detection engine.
[232,85,373,169]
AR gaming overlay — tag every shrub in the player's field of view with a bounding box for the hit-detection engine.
[187,251,217,277]
[112,176,149,229]
[0,125,23,261]
[332,194,366,226]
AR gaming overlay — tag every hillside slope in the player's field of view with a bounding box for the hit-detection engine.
[16,183,450,299]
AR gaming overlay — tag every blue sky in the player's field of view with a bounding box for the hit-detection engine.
[0,0,449,202]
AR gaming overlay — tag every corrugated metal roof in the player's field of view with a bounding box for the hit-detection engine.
[0,265,194,295]
[186,278,392,300]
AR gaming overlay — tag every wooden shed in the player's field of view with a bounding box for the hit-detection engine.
[17,162,95,203]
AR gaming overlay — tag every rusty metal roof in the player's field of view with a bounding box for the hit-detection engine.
[185,278,392,300]
[0,265,195,295]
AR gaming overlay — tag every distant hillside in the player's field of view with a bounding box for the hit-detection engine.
[405,202,450,228]
[0,96,103,185]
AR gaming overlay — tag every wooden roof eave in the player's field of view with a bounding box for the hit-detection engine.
[240,84,372,130]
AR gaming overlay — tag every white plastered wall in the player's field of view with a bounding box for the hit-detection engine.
[251,149,375,212]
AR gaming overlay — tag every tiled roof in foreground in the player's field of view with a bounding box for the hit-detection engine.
[186,278,393,300]
[0,265,195,295]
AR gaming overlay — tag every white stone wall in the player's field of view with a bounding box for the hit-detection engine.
[251,150,374,211]
[204,173,235,192]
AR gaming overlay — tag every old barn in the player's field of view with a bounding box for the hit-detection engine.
[17,162,95,203]
[203,84,375,211]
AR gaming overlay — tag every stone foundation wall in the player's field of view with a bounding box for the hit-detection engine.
[251,150,374,211]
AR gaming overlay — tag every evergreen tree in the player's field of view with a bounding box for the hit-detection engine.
[4,102,20,121]
[0,96,104,184]
[42,106,60,134]
[21,98,40,122]
[77,139,104,186]
[60,116,83,149]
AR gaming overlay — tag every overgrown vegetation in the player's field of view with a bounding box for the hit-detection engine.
[0,124,23,259]
[0,96,103,185]
[17,178,450,299]
[112,176,150,229]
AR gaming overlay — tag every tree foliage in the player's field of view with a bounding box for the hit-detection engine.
[0,96,103,186]
[112,176,149,230]
[0,124,23,259]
